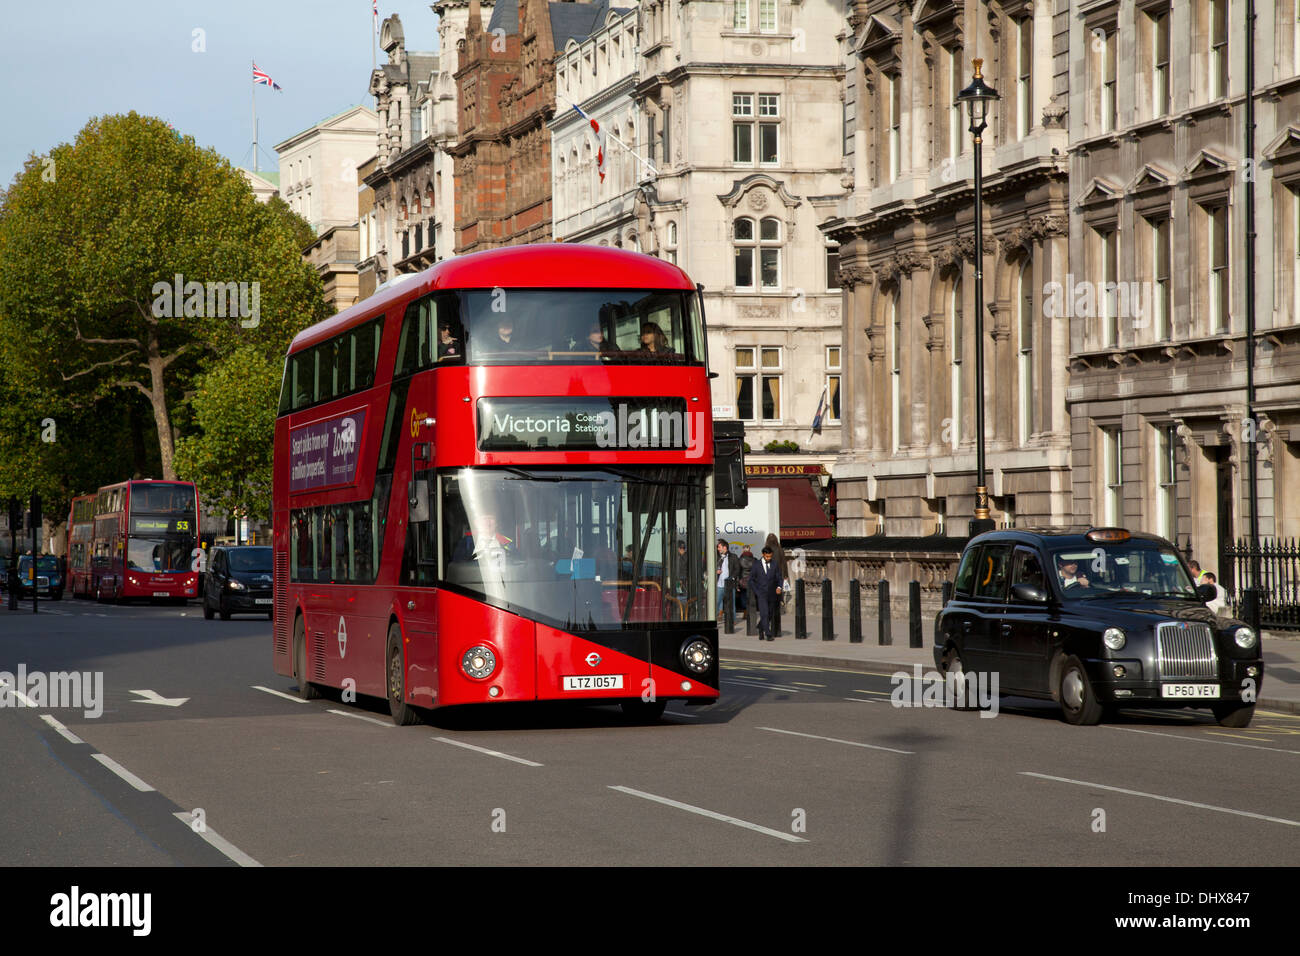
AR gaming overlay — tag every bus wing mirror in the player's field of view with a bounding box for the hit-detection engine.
[409,479,430,524]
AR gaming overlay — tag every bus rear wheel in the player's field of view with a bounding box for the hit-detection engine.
[386,624,421,726]
[293,616,321,701]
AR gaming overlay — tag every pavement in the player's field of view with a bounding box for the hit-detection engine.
[717,610,1300,715]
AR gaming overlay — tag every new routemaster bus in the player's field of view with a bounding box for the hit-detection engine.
[272,244,721,724]
[67,480,200,603]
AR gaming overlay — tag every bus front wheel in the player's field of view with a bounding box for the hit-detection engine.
[386,624,421,726]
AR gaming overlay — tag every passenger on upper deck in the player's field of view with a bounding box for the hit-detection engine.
[437,319,463,363]
[576,319,615,358]
[638,322,673,358]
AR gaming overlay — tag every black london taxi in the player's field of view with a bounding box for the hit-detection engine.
[933,527,1264,727]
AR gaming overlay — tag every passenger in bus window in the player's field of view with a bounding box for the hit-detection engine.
[490,317,519,353]
[577,320,614,357]
[638,322,673,357]
[437,320,463,363]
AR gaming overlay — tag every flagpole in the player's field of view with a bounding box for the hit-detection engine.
[251,60,258,173]
[555,95,657,180]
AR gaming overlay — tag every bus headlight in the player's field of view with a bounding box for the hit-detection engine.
[1102,627,1126,650]
[1233,627,1257,649]
[681,638,713,674]
[462,646,497,680]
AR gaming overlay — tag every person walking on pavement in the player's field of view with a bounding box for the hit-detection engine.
[737,546,755,611]
[716,538,739,619]
[749,545,782,640]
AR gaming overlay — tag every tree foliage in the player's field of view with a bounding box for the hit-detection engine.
[0,111,325,488]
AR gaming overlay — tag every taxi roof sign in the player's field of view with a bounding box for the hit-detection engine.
[1086,527,1131,543]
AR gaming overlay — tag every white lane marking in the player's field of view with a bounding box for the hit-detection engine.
[722,679,804,693]
[791,682,825,688]
[251,685,309,703]
[91,753,155,792]
[172,812,263,868]
[757,726,914,754]
[853,688,890,696]
[667,710,702,718]
[40,715,84,745]
[326,709,392,728]
[609,785,807,843]
[843,697,885,703]
[0,683,37,707]
[1019,772,1300,828]
[1106,725,1300,756]
[433,736,542,767]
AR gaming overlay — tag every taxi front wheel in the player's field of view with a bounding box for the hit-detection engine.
[1211,702,1255,728]
[1058,656,1103,726]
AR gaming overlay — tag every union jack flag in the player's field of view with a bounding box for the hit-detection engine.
[252,63,282,91]
[572,103,607,183]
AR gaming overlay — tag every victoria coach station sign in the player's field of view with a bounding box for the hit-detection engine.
[477,397,698,453]
[290,409,367,491]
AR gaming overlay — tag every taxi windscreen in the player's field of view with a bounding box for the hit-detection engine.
[1049,543,1197,599]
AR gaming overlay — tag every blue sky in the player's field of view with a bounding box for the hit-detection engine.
[0,0,442,186]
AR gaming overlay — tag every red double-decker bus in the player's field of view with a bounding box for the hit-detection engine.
[272,244,720,723]
[66,480,200,603]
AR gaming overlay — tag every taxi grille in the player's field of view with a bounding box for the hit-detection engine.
[1156,623,1218,680]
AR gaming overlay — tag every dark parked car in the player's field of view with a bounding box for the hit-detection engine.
[202,546,273,620]
[17,555,64,600]
[934,527,1263,727]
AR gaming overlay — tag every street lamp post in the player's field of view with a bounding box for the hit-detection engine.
[957,59,1000,538]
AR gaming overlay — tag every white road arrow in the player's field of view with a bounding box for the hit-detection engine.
[129,689,190,707]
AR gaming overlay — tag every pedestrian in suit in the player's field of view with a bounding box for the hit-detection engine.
[749,545,782,640]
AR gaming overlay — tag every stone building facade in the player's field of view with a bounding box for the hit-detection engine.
[275,105,377,234]
[823,0,1073,537]
[1064,0,1300,582]
[632,0,847,519]
[550,3,641,248]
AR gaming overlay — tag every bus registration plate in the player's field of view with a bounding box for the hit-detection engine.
[563,675,624,691]
[152,591,169,597]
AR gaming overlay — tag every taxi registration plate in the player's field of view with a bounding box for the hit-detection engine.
[1161,683,1220,699]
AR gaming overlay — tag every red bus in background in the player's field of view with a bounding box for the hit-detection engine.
[66,480,200,603]
[271,244,720,724]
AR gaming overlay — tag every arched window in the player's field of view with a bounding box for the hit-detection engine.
[734,217,756,288]
[950,276,963,450]
[890,288,903,453]
[759,216,781,290]
[1017,259,1035,444]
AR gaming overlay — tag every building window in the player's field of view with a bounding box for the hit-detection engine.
[948,48,964,161]
[826,243,841,291]
[1294,188,1300,322]
[759,0,777,32]
[950,277,962,450]
[1209,0,1229,99]
[1100,28,1117,132]
[734,217,755,288]
[661,106,671,165]
[759,217,781,289]
[1151,7,1171,117]
[735,347,782,422]
[1150,215,1172,340]
[1017,261,1034,445]
[887,74,901,182]
[891,291,902,453]
[1016,15,1033,139]
[1102,426,1124,525]
[664,220,678,265]
[732,94,753,163]
[648,113,656,163]
[733,0,749,31]
[1154,423,1177,542]
[825,346,841,424]
[757,94,779,164]
[1208,204,1230,333]
[1096,226,1118,346]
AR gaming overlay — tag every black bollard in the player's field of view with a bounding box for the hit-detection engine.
[773,595,782,638]
[908,580,923,648]
[941,580,953,608]
[724,579,735,634]
[821,578,834,640]
[746,593,756,636]
[794,580,807,639]
[849,579,862,643]
[878,578,892,646]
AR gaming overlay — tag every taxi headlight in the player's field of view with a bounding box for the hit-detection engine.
[462,645,497,680]
[1233,627,1257,650]
[1102,627,1126,651]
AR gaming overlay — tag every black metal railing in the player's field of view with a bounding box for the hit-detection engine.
[1225,538,1300,631]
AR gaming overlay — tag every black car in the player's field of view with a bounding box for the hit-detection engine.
[202,546,273,620]
[17,555,64,601]
[933,527,1263,727]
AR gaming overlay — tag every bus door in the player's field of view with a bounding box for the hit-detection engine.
[399,437,440,707]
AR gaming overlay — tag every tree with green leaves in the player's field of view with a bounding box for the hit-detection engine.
[0,111,326,488]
